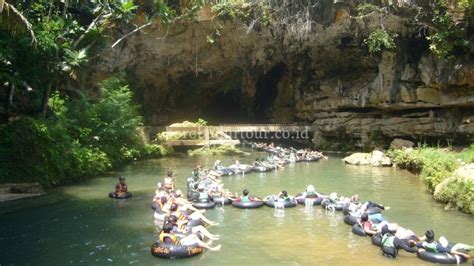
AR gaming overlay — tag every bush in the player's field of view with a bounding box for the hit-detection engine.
[188,145,250,156]
[365,28,398,54]
[0,76,170,187]
[434,178,474,214]
[357,3,380,16]
[389,147,457,190]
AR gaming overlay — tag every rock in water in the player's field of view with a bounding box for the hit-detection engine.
[369,150,392,167]
[343,153,371,165]
[343,151,391,167]
[390,138,414,150]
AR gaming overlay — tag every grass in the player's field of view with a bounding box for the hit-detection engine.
[388,144,474,214]
[188,145,250,156]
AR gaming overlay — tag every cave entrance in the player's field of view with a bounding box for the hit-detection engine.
[255,63,286,122]
[200,90,250,124]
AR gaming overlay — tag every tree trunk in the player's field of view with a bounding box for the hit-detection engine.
[1,83,14,123]
[40,84,51,118]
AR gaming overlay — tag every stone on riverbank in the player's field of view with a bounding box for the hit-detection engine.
[0,183,45,202]
[390,138,414,150]
[343,150,392,167]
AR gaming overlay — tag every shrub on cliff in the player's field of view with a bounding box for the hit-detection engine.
[365,28,398,54]
[434,164,474,214]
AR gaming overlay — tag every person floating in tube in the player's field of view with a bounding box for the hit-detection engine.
[114,176,128,197]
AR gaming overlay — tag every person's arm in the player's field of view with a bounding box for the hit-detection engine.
[363,222,377,235]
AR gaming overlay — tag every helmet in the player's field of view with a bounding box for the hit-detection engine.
[119,176,125,181]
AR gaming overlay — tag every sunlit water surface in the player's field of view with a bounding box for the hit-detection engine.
[1,151,473,265]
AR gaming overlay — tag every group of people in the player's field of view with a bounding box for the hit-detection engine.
[151,170,222,251]
[340,193,473,261]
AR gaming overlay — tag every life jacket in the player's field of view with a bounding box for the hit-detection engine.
[159,231,178,245]
[198,192,209,202]
[163,177,173,189]
[116,183,127,193]
[381,233,398,258]
[240,196,251,203]
[422,241,440,253]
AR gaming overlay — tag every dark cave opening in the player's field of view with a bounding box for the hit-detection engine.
[255,63,286,122]
[200,91,250,124]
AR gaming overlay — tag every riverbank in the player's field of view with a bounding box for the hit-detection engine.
[388,146,474,214]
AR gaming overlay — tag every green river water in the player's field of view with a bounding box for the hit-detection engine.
[1,151,473,266]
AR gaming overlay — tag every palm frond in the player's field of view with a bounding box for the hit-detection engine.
[0,0,36,43]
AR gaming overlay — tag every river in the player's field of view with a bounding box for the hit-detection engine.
[1,151,473,265]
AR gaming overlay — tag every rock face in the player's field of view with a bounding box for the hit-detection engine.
[390,138,414,150]
[89,1,474,146]
[343,150,392,167]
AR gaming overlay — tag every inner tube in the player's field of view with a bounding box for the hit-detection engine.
[109,192,132,199]
[366,207,382,215]
[232,201,264,209]
[265,199,297,208]
[351,224,367,236]
[343,215,359,226]
[321,200,344,211]
[151,202,158,211]
[296,197,323,206]
[151,242,203,259]
[192,201,216,209]
[371,234,382,247]
[417,251,467,264]
[212,196,232,205]
[252,166,267,172]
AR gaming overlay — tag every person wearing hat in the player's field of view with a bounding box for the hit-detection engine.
[114,176,128,197]
[197,184,211,203]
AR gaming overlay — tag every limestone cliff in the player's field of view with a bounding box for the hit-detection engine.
[90,1,474,148]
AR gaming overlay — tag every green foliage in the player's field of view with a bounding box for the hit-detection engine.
[427,0,472,58]
[0,76,169,187]
[188,145,249,156]
[357,3,381,16]
[365,28,398,54]
[457,144,474,163]
[434,178,474,214]
[212,0,248,19]
[388,147,457,190]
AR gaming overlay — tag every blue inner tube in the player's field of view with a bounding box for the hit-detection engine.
[192,201,216,209]
[344,215,359,226]
[232,201,264,209]
[296,197,323,205]
[351,224,367,236]
[417,251,467,264]
[109,192,132,199]
[151,242,203,259]
[212,196,232,205]
[265,199,297,208]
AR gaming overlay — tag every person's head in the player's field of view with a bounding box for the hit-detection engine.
[351,194,359,202]
[198,184,205,191]
[167,215,178,225]
[162,223,173,233]
[167,169,173,177]
[381,225,390,236]
[160,196,168,204]
[306,185,315,193]
[361,213,369,222]
[282,190,288,197]
[425,229,435,242]
[169,203,178,212]
[119,176,125,183]
[242,189,249,196]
